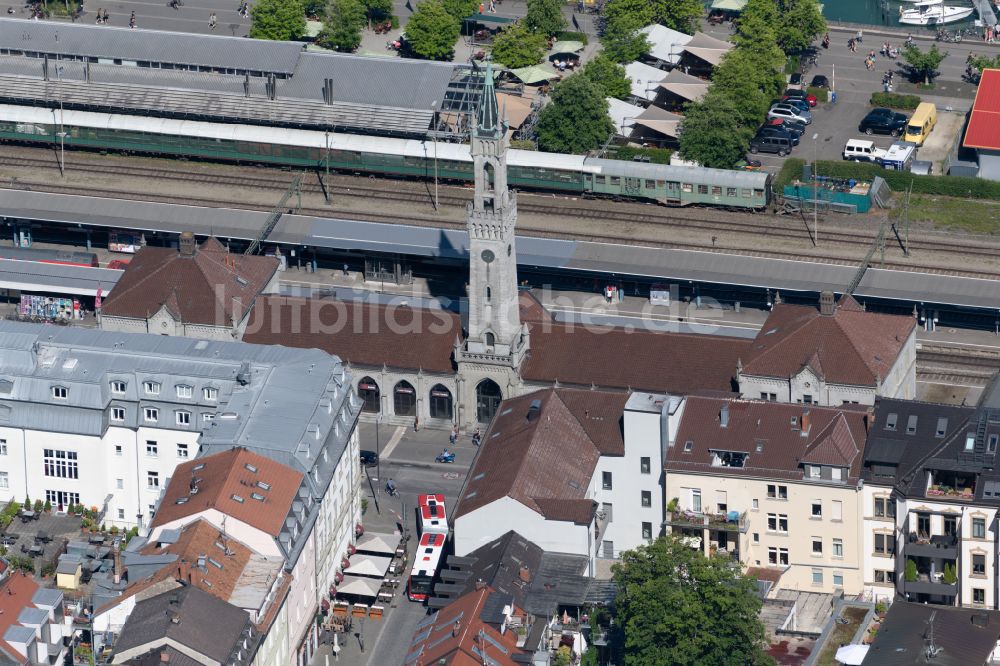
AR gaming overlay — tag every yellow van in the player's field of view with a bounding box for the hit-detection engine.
[905,102,937,146]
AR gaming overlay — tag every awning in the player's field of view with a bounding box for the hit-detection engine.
[639,24,692,64]
[625,61,667,102]
[464,12,516,24]
[681,32,734,67]
[634,105,682,137]
[496,93,534,129]
[508,64,560,85]
[550,40,584,54]
[834,644,869,665]
[344,554,393,578]
[658,69,709,102]
[356,531,402,556]
[710,0,747,10]
[338,575,381,599]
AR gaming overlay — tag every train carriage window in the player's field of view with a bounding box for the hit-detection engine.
[742,188,753,198]
[682,183,693,193]
[711,186,722,195]
[754,189,765,198]
[609,177,621,186]
[657,181,667,188]
[727,187,737,197]
[644,180,656,189]
[697,185,708,194]
[595,175,606,184]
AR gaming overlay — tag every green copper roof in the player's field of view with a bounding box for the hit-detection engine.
[476,62,501,137]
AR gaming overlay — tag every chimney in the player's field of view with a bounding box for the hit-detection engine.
[720,404,729,428]
[518,565,531,583]
[475,580,486,591]
[819,291,835,316]
[178,231,196,257]
[452,620,461,637]
[801,409,811,437]
[160,650,170,664]
[113,541,123,585]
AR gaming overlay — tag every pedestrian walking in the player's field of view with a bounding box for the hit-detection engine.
[449,426,458,445]
[856,29,863,44]
[209,12,217,29]
[95,7,102,22]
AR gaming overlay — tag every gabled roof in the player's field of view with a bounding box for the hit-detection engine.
[668,396,870,482]
[150,448,303,537]
[862,601,1000,666]
[454,388,628,524]
[432,531,542,610]
[964,68,1000,151]
[405,586,525,666]
[741,299,914,387]
[101,237,278,326]
[0,572,41,666]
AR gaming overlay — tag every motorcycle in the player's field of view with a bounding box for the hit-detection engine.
[435,450,456,464]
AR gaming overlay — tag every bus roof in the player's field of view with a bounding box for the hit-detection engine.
[411,532,446,577]
[418,494,448,534]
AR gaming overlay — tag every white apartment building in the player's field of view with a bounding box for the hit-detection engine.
[737,292,916,407]
[453,389,679,569]
[664,395,870,595]
[861,393,1000,610]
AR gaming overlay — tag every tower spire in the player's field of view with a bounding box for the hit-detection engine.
[476,62,503,139]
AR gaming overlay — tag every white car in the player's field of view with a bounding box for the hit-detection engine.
[767,105,812,125]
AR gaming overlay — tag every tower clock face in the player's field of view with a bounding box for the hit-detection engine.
[481,249,495,263]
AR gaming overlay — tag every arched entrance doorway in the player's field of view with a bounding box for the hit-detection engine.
[357,377,380,414]
[475,379,502,423]
[429,384,453,421]
[393,380,416,417]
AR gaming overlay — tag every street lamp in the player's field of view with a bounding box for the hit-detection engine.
[56,65,66,178]
[812,132,819,246]
[431,100,439,211]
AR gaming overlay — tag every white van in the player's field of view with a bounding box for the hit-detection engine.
[843,139,887,163]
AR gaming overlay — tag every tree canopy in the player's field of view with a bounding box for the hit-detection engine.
[581,54,631,99]
[613,536,775,666]
[363,0,393,22]
[404,0,461,60]
[537,74,615,153]
[711,47,784,127]
[491,22,548,69]
[441,0,478,20]
[738,0,824,55]
[524,0,566,36]
[656,0,703,34]
[903,43,948,84]
[679,90,755,169]
[317,0,365,52]
[249,0,307,41]
[599,0,652,63]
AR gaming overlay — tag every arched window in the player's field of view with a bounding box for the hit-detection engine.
[476,379,502,423]
[393,380,416,417]
[486,286,491,302]
[357,377,380,414]
[429,385,453,421]
[485,332,495,349]
[483,162,495,191]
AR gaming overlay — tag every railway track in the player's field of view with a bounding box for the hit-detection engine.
[4,151,1000,278]
[916,344,1000,386]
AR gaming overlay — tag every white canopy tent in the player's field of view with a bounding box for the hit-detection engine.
[356,531,401,556]
[344,553,392,578]
[338,575,381,599]
[639,24,692,65]
[607,97,643,136]
[681,32,734,67]
[625,61,667,102]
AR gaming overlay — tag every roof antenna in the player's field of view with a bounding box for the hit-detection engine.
[925,611,941,659]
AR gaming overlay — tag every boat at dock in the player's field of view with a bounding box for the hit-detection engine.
[899,0,975,24]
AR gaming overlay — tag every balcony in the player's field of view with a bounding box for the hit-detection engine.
[903,576,958,598]
[665,510,749,534]
[907,533,959,559]
[925,470,977,501]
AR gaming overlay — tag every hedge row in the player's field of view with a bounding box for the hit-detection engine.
[777,158,1000,200]
[554,31,588,46]
[806,86,829,103]
[869,92,922,110]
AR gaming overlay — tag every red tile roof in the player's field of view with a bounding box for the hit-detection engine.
[454,388,628,524]
[150,448,303,537]
[0,572,40,666]
[406,586,526,666]
[101,237,278,326]
[741,299,914,387]
[668,396,870,482]
[964,69,1000,150]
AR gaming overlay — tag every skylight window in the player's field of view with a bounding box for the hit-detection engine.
[683,440,693,452]
[257,481,271,491]
[885,413,898,431]
[231,494,245,503]
[245,463,258,473]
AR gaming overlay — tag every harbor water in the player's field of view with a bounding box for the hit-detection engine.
[822,0,984,31]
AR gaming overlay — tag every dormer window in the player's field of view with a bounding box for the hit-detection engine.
[808,465,821,478]
[111,407,125,422]
[51,386,68,400]
[144,381,161,396]
[176,411,191,426]
[175,385,193,399]
[906,415,918,435]
[885,413,898,431]
[709,450,748,468]
[936,418,948,438]
[203,387,218,401]
[111,381,127,395]
[683,440,693,452]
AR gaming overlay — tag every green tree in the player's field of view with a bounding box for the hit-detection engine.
[776,0,826,54]
[711,48,784,128]
[317,0,365,52]
[657,0,703,34]
[537,73,615,154]
[600,0,652,63]
[905,558,919,582]
[903,43,948,85]
[581,54,631,99]
[441,0,477,20]
[250,0,307,40]
[404,0,460,60]
[363,0,393,21]
[613,536,775,666]
[524,0,566,35]
[679,89,755,169]
[491,22,548,69]
[733,0,781,55]
[971,53,1000,71]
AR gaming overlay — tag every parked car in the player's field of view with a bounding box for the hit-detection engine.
[783,89,818,107]
[360,450,379,467]
[788,72,803,88]
[810,75,830,89]
[749,134,793,156]
[768,105,812,125]
[775,97,811,113]
[756,126,800,146]
[859,108,908,137]
[843,139,887,163]
[766,117,806,136]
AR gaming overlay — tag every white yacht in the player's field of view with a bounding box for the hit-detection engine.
[899,0,974,24]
